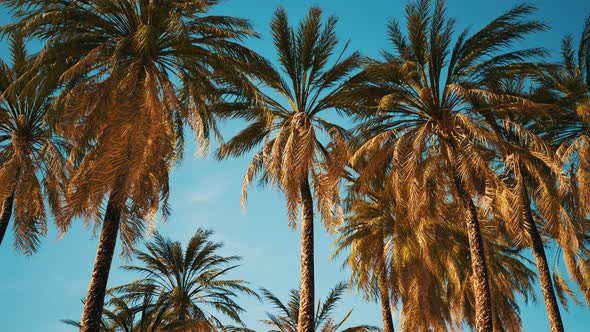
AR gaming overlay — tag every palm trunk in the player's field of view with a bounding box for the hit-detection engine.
[447,144,493,332]
[0,192,15,247]
[80,196,122,332]
[297,178,315,332]
[521,187,564,332]
[377,249,395,332]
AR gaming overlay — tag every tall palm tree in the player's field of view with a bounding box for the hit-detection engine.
[112,229,257,330]
[0,33,67,254]
[342,1,546,330]
[260,282,381,332]
[539,14,590,309]
[217,7,361,331]
[0,1,261,330]
[479,76,569,331]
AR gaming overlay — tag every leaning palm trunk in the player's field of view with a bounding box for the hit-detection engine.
[80,196,122,332]
[377,248,395,332]
[448,145,493,332]
[0,192,14,246]
[521,187,564,332]
[298,178,315,332]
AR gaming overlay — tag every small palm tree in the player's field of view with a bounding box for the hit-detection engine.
[0,33,67,254]
[112,229,257,330]
[332,170,395,332]
[1,1,261,330]
[217,7,361,331]
[343,1,546,330]
[260,282,381,332]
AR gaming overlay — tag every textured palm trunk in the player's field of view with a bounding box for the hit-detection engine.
[520,187,564,332]
[0,193,15,247]
[297,179,315,332]
[80,196,122,332]
[377,249,395,332]
[446,142,493,332]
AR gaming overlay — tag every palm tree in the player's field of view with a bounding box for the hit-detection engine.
[111,229,257,330]
[0,33,67,254]
[0,1,261,330]
[496,153,566,331]
[216,7,361,331]
[538,13,590,309]
[342,1,546,330]
[477,77,569,331]
[260,282,381,332]
[332,171,395,332]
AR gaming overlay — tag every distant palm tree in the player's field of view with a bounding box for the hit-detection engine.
[343,1,546,330]
[112,229,257,330]
[1,1,261,330]
[260,282,381,332]
[217,7,361,331]
[333,171,395,332]
[0,33,67,254]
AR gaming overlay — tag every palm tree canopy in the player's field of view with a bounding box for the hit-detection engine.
[112,228,257,329]
[0,33,67,254]
[217,6,361,227]
[0,0,263,253]
[345,0,548,208]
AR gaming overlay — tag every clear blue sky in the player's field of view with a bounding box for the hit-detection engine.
[1,0,590,331]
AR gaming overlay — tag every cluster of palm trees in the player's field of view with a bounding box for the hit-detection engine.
[0,0,589,331]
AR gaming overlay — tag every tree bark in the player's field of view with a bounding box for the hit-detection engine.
[520,187,564,332]
[0,193,15,247]
[80,196,122,332]
[378,249,395,332]
[297,179,315,332]
[447,143,493,332]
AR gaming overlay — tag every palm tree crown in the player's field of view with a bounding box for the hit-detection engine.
[113,229,257,329]
[0,33,67,254]
[260,282,381,332]
[218,6,360,225]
